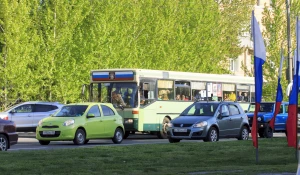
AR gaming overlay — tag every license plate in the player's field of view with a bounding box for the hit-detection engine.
[174,128,187,132]
[43,131,55,135]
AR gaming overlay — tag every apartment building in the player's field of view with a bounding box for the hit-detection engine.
[230,0,272,76]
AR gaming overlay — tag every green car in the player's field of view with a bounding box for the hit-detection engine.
[36,103,125,145]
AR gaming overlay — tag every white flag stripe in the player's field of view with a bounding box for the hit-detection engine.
[251,13,266,61]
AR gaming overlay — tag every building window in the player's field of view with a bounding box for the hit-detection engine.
[229,59,235,72]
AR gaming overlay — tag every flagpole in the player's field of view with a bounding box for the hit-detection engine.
[296,17,299,161]
[252,10,259,164]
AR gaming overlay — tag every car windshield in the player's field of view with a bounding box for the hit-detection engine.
[248,103,274,113]
[54,105,88,117]
[180,103,219,116]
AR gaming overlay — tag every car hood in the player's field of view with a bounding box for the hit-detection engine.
[172,116,211,124]
[41,116,79,125]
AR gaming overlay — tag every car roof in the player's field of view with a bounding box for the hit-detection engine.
[22,101,64,105]
[64,102,112,106]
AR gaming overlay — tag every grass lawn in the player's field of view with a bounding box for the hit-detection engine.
[0,138,298,175]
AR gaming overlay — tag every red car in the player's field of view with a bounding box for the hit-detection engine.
[0,119,18,151]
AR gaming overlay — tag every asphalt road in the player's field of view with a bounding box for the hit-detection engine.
[8,132,287,152]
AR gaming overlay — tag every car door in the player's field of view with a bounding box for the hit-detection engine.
[275,103,287,131]
[33,104,58,128]
[100,105,118,137]
[85,105,105,138]
[10,104,34,129]
[217,104,231,137]
[228,104,243,136]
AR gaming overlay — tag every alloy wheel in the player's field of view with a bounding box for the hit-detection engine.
[0,137,7,151]
[210,130,218,142]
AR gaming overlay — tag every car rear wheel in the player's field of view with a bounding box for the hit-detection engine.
[73,129,86,145]
[112,128,124,144]
[204,127,219,142]
[168,138,180,143]
[264,124,273,138]
[39,140,50,145]
[157,117,170,139]
[237,126,249,140]
[0,134,8,151]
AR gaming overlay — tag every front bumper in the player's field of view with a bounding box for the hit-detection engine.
[8,132,18,147]
[167,127,207,140]
[36,126,76,141]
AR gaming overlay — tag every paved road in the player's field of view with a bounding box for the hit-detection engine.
[8,132,287,151]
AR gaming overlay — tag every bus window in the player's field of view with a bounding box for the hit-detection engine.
[250,85,255,102]
[236,85,250,102]
[140,81,156,106]
[222,83,236,101]
[158,80,174,101]
[191,82,206,101]
[175,81,191,101]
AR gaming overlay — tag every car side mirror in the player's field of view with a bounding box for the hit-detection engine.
[244,110,248,113]
[87,113,95,118]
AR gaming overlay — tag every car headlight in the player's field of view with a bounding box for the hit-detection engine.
[63,119,75,126]
[257,117,261,122]
[124,119,134,124]
[193,121,208,128]
[167,123,173,127]
[38,120,43,127]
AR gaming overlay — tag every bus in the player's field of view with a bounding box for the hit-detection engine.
[83,69,255,139]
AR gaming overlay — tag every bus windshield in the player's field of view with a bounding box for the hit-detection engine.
[91,82,138,108]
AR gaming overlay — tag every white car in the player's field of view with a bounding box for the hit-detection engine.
[0,101,64,132]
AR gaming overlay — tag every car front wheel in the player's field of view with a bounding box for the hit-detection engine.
[0,134,8,151]
[39,140,50,145]
[73,129,86,145]
[112,128,123,144]
[204,127,219,142]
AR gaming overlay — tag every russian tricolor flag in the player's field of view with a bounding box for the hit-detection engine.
[286,18,300,148]
[269,50,284,131]
[251,11,266,148]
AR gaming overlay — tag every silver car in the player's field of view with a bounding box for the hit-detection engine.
[167,101,250,143]
[0,101,64,132]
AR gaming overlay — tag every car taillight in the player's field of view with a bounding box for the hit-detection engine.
[3,116,8,120]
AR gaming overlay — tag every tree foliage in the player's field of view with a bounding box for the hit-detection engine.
[0,0,256,109]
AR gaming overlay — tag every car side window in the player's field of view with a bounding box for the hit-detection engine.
[87,105,101,117]
[220,105,229,116]
[101,105,115,116]
[34,104,55,112]
[14,104,33,113]
[228,104,240,115]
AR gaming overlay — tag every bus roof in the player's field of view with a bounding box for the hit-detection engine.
[90,68,255,85]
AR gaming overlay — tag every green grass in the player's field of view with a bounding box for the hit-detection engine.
[1,138,298,175]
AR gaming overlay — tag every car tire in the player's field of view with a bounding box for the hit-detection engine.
[204,127,219,142]
[237,126,249,140]
[0,134,8,151]
[258,129,265,138]
[168,138,180,143]
[73,129,86,145]
[157,117,170,139]
[84,139,89,144]
[124,131,130,139]
[112,128,124,144]
[39,140,50,145]
[264,124,273,138]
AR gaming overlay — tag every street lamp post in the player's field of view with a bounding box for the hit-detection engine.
[286,0,293,83]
